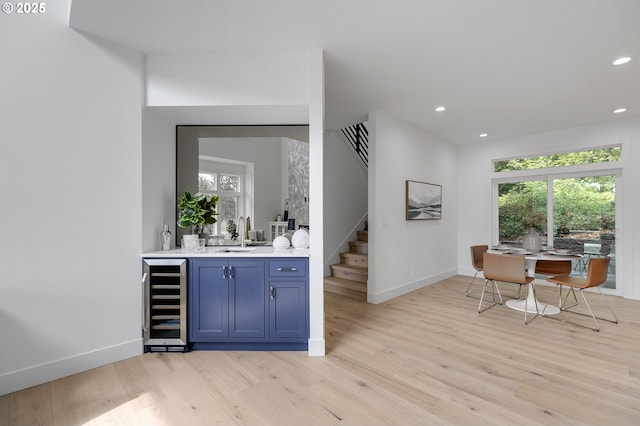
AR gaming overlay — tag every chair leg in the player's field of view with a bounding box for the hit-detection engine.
[596,286,619,324]
[478,279,503,313]
[557,285,578,310]
[513,284,523,299]
[544,285,618,331]
[541,284,559,317]
[524,284,539,325]
[578,290,601,331]
[465,271,480,297]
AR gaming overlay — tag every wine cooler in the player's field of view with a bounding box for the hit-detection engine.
[142,258,188,352]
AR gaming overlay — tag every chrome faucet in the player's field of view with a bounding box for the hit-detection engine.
[237,216,245,248]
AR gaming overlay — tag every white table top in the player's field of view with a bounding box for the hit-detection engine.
[488,247,581,260]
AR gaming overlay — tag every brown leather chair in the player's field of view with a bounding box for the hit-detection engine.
[466,245,488,298]
[543,257,617,331]
[534,259,574,306]
[482,252,537,323]
[535,259,572,277]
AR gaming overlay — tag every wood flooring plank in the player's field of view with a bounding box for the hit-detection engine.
[2,275,640,425]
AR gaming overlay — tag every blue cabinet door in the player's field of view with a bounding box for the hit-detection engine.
[229,260,266,338]
[190,259,229,339]
[269,281,307,338]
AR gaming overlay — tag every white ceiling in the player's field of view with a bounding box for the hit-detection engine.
[69,0,640,145]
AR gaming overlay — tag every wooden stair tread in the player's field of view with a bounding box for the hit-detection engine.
[324,276,367,292]
[349,240,367,246]
[326,221,368,300]
[348,240,368,254]
[330,264,368,273]
[324,276,367,300]
[340,252,368,259]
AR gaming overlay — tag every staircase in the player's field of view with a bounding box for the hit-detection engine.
[324,224,368,301]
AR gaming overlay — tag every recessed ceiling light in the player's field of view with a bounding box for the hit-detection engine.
[612,57,631,66]
[613,108,627,114]
[434,106,446,112]
[479,133,488,138]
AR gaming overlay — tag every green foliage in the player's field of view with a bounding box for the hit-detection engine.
[499,175,615,240]
[498,180,547,240]
[495,147,620,172]
[177,191,220,229]
[226,219,238,241]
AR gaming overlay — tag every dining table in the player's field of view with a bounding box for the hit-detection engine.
[487,246,582,315]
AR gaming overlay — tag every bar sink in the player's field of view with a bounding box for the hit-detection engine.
[216,248,256,253]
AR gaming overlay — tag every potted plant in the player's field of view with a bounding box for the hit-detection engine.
[177,191,219,236]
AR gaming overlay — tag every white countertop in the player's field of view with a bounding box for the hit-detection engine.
[142,246,309,258]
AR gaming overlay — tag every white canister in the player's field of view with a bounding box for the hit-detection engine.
[272,235,290,249]
[291,229,309,248]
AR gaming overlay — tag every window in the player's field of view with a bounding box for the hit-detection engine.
[494,146,620,172]
[494,147,620,290]
[198,157,253,238]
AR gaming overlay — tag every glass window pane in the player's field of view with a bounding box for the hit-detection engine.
[498,180,547,246]
[219,174,239,192]
[198,172,216,191]
[494,147,620,172]
[553,175,616,289]
[218,196,237,235]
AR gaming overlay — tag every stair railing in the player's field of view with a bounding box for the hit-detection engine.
[340,122,368,169]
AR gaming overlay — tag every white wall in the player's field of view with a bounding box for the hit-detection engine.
[457,117,640,300]
[142,108,176,251]
[323,130,368,273]
[368,112,458,303]
[0,4,143,395]
[146,52,309,108]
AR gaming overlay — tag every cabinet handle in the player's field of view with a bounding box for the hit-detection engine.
[276,267,298,272]
[141,273,148,333]
[222,266,227,279]
[270,286,275,299]
[229,266,234,278]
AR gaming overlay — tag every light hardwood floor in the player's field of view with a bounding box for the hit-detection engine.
[2,276,639,425]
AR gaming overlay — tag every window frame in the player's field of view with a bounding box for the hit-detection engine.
[491,152,622,295]
[199,155,254,237]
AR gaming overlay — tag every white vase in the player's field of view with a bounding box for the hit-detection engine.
[272,236,290,249]
[522,227,541,252]
[291,229,309,248]
[182,234,199,250]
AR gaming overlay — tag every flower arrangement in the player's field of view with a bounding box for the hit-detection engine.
[524,210,546,232]
[177,191,219,231]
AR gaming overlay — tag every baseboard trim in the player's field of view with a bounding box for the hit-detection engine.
[307,337,326,356]
[367,269,457,304]
[0,338,142,396]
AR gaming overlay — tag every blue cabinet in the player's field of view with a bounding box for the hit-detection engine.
[268,260,307,339]
[189,257,308,350]
[190,259,266,342]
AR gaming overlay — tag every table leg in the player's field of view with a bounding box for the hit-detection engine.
[504,258,561,315]
[505,283,561,315]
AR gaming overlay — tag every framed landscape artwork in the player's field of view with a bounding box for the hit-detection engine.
[406,180,442,220]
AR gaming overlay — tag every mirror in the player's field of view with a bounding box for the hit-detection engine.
[176,125,309,245]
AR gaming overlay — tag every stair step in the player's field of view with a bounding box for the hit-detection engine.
[357,230,368,242]
[348,240,368,254]
[324,276,367,301]
[340,251,368,267]
[330,264,368,282]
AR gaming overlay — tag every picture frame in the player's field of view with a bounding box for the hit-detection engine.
[406,180,442,220]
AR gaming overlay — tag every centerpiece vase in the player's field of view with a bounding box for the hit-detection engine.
[522,227,541,252]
